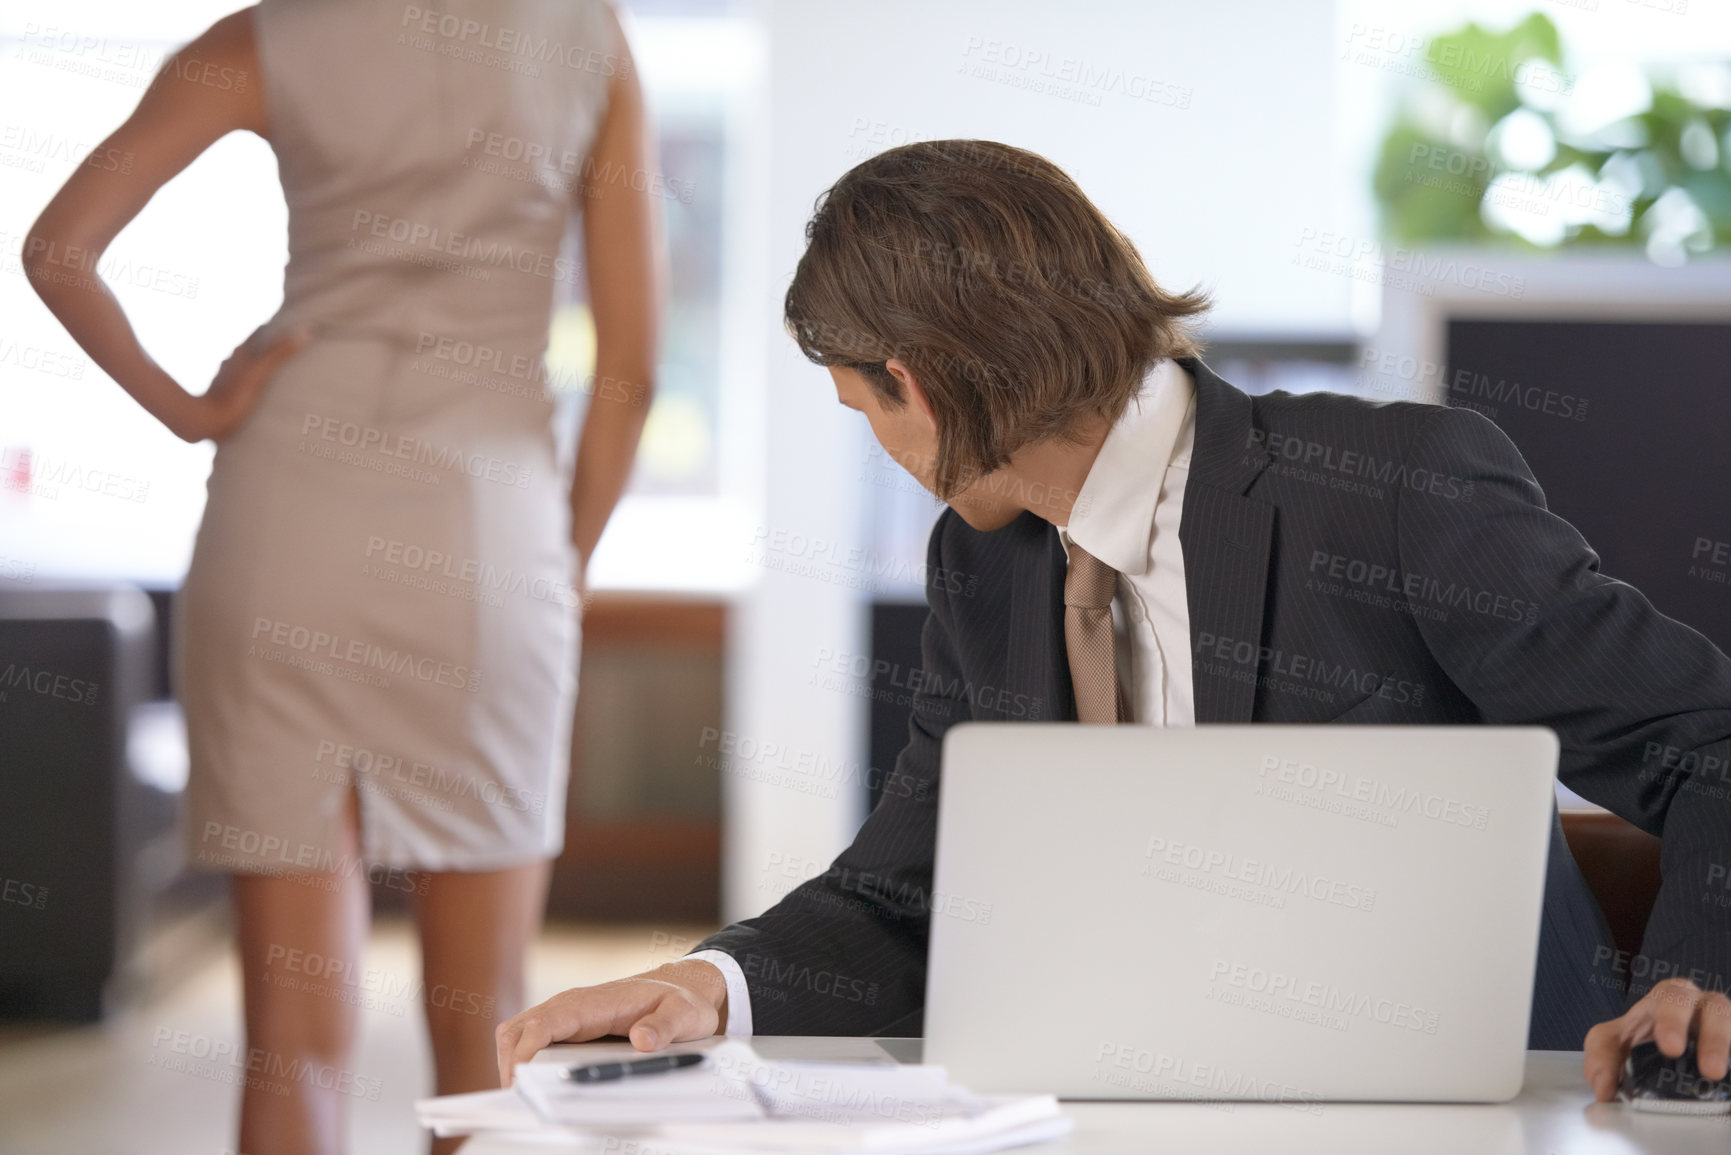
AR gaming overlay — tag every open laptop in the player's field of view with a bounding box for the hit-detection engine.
[923,724,1558,1103]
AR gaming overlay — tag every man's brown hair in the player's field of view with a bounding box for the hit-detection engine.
[784,139,1210,498]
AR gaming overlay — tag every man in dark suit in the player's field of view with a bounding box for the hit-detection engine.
[498,141,1731,1101]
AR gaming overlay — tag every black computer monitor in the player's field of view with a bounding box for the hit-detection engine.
[1444,318,1731,657]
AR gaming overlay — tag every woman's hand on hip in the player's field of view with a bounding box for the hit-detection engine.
[176,326,312,442]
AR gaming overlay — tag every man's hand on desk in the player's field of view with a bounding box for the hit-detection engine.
[494,959,728,1087]
[1583,977,1731,1101]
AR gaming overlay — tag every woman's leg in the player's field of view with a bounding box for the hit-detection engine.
[414,860,553,1155]
[230,791,371,1155]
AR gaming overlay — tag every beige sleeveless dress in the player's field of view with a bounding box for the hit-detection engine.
[177,0,618,872]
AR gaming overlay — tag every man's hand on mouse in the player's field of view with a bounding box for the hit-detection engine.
[493,960,728,1087]
[1584,977,1731,1101]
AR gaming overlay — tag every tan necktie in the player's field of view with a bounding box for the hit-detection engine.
[1065,543,1126,724]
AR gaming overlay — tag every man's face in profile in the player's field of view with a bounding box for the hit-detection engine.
[828,364,1023,532]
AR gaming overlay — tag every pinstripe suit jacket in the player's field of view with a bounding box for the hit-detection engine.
[699,359,1731,1050]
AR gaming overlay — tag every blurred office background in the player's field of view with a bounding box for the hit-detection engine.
[2,0,1728,1148]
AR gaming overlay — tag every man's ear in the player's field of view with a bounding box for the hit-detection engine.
[885,358,937,432]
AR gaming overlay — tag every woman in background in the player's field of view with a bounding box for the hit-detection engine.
[26,2,657,1152]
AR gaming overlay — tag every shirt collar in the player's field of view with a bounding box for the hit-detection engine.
[1061,358,1195,576]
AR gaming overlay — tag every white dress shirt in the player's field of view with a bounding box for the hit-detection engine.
[695,359,1198,1035]
[1058,357,1197,726]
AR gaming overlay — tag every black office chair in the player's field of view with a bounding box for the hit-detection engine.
[1560,809,1662,964]
[0,586,160,1019]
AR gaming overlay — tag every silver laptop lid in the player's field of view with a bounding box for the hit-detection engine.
[925,724,1558,1102]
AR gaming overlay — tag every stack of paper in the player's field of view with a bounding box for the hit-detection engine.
[415,1040,1070,1154]
[511,1044,766,1126]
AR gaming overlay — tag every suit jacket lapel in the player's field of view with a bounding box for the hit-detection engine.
[1179,359,1276,724]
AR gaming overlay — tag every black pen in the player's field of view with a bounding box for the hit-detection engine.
[564,1052,705,1083]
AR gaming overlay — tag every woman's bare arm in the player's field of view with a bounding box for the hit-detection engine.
[24,8,303,443]
[569,6,661,581]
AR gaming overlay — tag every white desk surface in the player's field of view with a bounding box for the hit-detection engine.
[465,1038,1730,1155]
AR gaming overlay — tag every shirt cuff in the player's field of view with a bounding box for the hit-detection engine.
[686,949,752,1037]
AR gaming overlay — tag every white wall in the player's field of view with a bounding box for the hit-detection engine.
[723,0,1344,920]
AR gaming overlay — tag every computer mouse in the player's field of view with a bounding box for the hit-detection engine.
[1617,1040,1731,1115]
